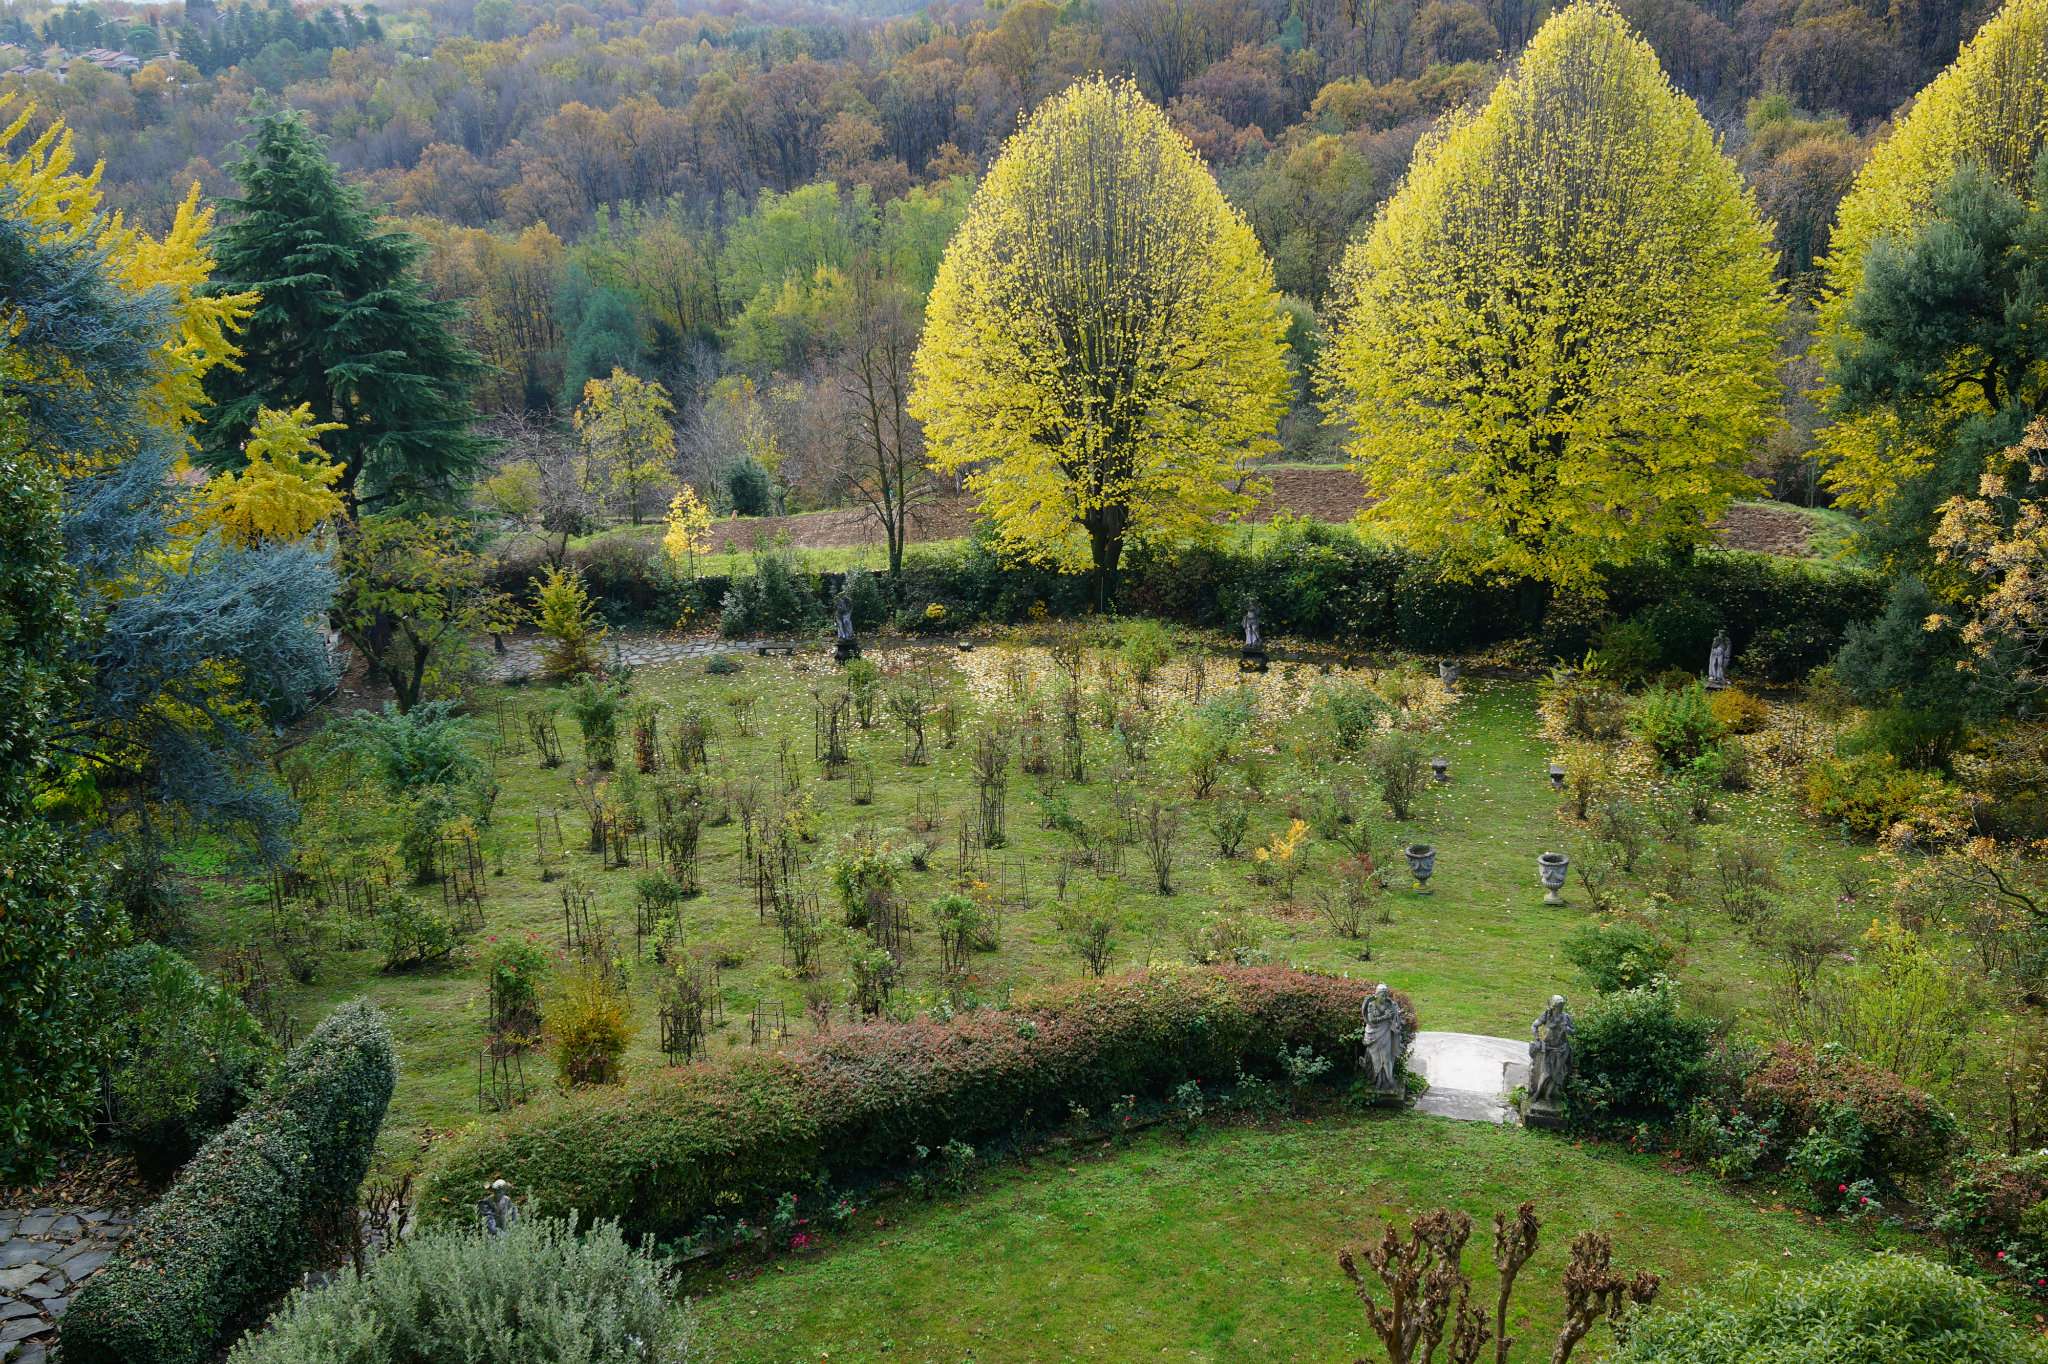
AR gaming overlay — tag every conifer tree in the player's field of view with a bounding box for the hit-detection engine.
[1318,1,1783,591]
[200,105,491,507]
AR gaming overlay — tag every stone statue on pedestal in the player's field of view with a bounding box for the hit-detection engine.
[1522,996,1573,1128]
[1362,983,1404,1100]
[1705,629,1731,690]
[833,590,859,663]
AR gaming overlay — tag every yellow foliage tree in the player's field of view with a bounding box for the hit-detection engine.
[0,94,252,459]
[197,404,346,546]
[1317,1,1783,591]
[910,75,1291,609]
[1813,0,2048,514]
[571,368,676,524]
[662,484,714,576]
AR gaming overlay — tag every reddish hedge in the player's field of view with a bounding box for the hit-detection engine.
[419,967,1404,1239]
[1739,1041,1959,1180]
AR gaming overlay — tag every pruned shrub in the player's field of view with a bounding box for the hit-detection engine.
[419,967,1402,1243]
[1706,686,1768,735]
[1568,978,1714,1129]
[91,943,275,1178]
[63,1002,397,1364]
[1609,1253,2048,1364]
[225,1215,698,1364]
[1737,1042,1959,1188]
[1562,921,1675,994]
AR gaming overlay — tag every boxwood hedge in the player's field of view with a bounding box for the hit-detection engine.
[419,966,1404,1241]
[62,1001,397,1364]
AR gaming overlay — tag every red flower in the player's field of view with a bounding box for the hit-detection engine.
[1837,1184,1847,1193]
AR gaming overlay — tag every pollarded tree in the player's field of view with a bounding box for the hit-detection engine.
[1814,0,2048,542]
[911,75,1291,610]
[1317,0,1783,592]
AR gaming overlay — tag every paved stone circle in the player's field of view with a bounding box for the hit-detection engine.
[0,1204,133,1364]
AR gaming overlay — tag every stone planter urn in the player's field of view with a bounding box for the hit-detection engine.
[1547,762,1566,792]
[1438,660,1459,685]
[1405,843,1436,894]
[1430,756,1450,784]
[1538,852,1570,905]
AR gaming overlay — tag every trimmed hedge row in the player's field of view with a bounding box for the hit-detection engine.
[420,966,1404,1240]
[496,518,1880,677]
[63,1001,397,1364]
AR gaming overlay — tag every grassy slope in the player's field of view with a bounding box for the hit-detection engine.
[185,660,1859,1172]
[694,1114,1885,1363]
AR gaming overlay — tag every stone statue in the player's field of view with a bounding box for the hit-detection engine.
[477,1179,519,1236]
[1242,601,1262,650]
[1526,996,1574,1119]
[1361,983,1404,1096]
[1705,629,1731,690]
[833,590,859,663]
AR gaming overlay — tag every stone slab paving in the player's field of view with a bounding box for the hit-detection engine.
[0,1205,132,1364]
[1409,1031,1529,1124]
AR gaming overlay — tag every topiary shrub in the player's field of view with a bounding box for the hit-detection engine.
[225,1215,697,1364]
[418,967,1400,1243]
[1608,1253,2048,1363]
[63,1001,397,1364]
[1568,977,1714,1129]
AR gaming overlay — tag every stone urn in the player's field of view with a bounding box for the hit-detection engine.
[1404,843,1436,894]
[1547,762,1566,792]
[1430,756,1450,784]
[1438,660,1460,685]
[1538,852,1570,905]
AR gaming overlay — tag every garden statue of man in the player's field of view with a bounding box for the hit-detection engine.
[1705,629,1731,690]
[1361,983,1404,1098]
[477,1179,519,1236]
[833,590,859,663]
[1524,996,1573,1127]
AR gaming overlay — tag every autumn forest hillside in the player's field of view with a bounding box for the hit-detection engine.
[0,0,1986,509]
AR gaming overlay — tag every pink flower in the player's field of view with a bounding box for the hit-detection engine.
[1837,1184,1848,1193]
[1997,1251,2007,1260]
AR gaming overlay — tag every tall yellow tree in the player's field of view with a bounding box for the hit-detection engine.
[1317,1,1783,591]
[571,368,676,524]
[1813,0,2048,517]
[911,75,1291,609]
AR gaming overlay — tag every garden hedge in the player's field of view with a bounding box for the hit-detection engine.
[499,519,1880,679]
[1737,1041,1961,1183]
[419,966,1404,1241]
[63,1001,397,1364]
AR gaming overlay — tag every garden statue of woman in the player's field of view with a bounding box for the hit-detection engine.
[477,1179,519,1236]
[1705,629,1731,690]
[1361,983,1403,1095]
[1528,995,1573,1106]
[1242,600,1261,650]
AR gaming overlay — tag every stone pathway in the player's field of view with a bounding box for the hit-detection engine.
[486,634,762,682]
[0,1206,132,1363]
[1409,1031,1529,1124]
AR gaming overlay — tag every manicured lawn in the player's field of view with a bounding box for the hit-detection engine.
[693,1113,1888,1363]
[184,652,1859,1172]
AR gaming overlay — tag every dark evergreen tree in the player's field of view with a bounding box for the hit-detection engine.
[200,106,491,507]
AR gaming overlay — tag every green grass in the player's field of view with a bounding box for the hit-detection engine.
[694,1113,1889,1363]
[185,651,1861,1174]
